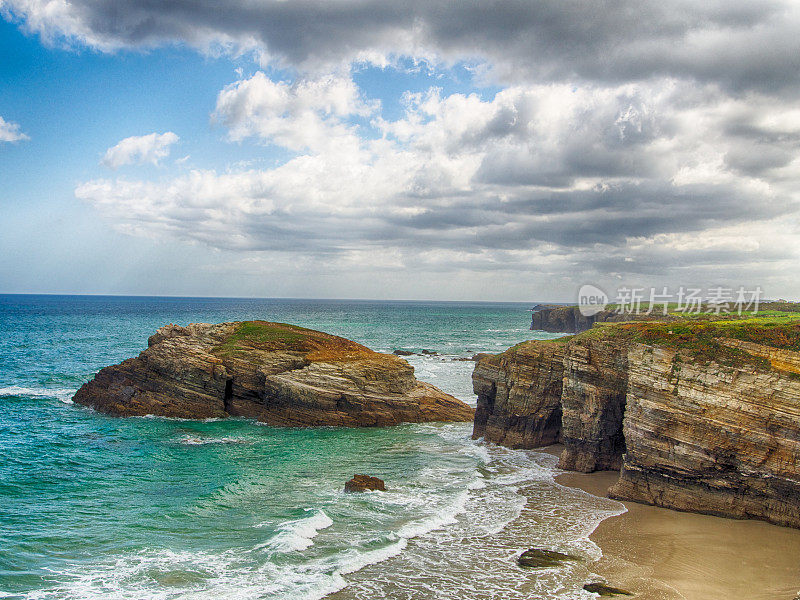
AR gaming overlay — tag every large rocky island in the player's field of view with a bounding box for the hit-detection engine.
[474,317,800,528]
[74,321,473,426]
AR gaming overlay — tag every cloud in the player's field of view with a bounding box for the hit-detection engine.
[6,1,800,295]
[101,131,179,169]
[0,115,29,142]
[4,1,800,94]
[76,76,800,294]
[213,72,377,152]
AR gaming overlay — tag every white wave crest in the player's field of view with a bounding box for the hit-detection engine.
[337,538,407,575]
[178,436,247,446]
[0,385,76,403]
[397,489,469,539]
[467,478,487,490]
[257,509,334,553]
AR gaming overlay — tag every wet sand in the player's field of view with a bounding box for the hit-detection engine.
[547,451,800,600]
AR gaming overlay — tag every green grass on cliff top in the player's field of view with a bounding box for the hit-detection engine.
[213,321,326,356]
[216,321,310,353]
[598,302,800,319]
[499,309,800,371]
[570,315,800,366]
[212,320,376,361]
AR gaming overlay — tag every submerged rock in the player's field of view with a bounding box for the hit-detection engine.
[393,349,415,356]
[73,321,474,427]
[517,548,580,568]
[583,582,633,596]
[344,474,386,492]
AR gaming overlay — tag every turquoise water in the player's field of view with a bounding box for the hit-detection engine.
[0,295,623,600]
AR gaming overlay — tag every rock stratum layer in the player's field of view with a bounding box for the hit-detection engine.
[74,321,474,427]
[474,320,800,528]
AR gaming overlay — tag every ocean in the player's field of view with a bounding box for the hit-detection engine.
[0,295,624,600]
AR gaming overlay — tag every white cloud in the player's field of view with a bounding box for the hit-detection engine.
[0,116,29,142]
[101,131,179,169]
[5,0,795,295]
[76,76,800,295]
[213,72,377,152]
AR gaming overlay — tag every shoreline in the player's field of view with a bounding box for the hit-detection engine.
[541,446,800,599]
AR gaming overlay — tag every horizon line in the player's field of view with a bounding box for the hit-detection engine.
[0,292,571,305]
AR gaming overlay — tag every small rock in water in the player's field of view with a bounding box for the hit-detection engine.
[344,474,386,492]
[583,582,633,596]
[392,349,415,356]
[517,548,581,568]
[421,349,438,355]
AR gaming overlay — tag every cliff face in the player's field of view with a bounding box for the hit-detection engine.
[74,321,474,426]
[530,305,603,333]
[530,305,676,333]
[473,341,564,448]
[558,339,628,472]
[610,343,800,527]
[473,324,800,528]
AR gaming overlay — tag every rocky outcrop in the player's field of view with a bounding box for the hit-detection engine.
[530,305,603,333]
[472,341,564,448]
[473,322,800,528]
[583,583,632,597]
[517,548,580,568]
[530,304,676,333]
[74,321,474,426]
[609,342,800,528]
[558,339,628,472]
[472,337,626,469]
[344,474,386,492]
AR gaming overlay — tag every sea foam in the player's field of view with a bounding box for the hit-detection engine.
[0,386,76,403]
[257,509,334,553]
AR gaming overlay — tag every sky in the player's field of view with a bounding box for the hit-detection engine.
[1,1,799,302]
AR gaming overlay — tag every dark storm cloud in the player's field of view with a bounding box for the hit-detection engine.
[335,181,791,253]
[6,0,800,93]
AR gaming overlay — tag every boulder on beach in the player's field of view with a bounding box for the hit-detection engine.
[73,321,474,427]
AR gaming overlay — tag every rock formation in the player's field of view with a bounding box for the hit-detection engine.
[344,474,386,492]
[530,304,671,333]
[530,304,603,333]
[610,341,800,527]
[558,339,628,472]
[473,320,800,528]
[517,548,580,568]
[583,583,633,597]
[473,341,564,448]
[74,321,474,426]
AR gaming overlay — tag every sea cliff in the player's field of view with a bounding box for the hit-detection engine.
[530,304,601,333]
[529,304,676,333]
[474,319,800,528]
[74,321,474,426]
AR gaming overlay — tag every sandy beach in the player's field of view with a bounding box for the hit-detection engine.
[550,457,800,599]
